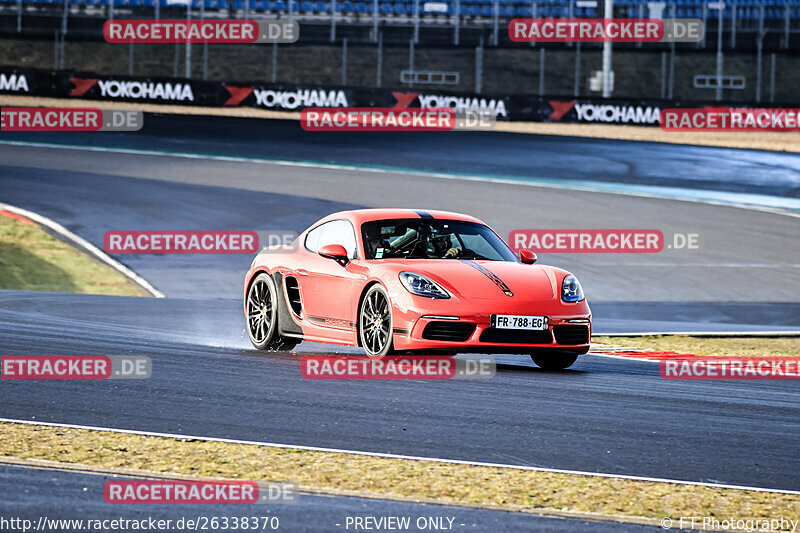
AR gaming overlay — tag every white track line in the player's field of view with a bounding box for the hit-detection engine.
[0,202,164,298]
[1,139,799,219]
[2,417,798,496]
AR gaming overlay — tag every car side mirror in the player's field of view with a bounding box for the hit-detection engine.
[519,250,537,264]
[319,244,350,266]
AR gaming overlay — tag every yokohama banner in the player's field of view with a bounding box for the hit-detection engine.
[0,66,794,125]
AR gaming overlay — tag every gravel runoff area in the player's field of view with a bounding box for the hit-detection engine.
[2,421,799,531]
[592,336,800,358]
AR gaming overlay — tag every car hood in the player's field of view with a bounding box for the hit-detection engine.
[385,260,557,301]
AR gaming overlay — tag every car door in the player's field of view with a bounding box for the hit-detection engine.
[300,219,358,332]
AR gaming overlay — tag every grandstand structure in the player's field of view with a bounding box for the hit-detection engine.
[2,0,799,48]
[0,0,798,103]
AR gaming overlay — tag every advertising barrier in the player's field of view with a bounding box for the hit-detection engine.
[1,66,797,126]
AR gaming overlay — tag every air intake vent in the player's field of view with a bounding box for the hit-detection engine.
[479,328,553,344]
[284,276,302,317]
[553,325,590,345]
[421,321,476,342]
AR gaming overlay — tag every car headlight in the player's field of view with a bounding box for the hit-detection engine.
[561,274,584,302]
[399,271,450,299]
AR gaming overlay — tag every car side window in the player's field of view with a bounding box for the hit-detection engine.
[318,220,358,259]
[304,224,325,252]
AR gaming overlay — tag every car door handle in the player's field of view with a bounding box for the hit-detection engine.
[296,269,310,277]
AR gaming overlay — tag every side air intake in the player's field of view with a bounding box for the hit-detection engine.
[284,276,303,318]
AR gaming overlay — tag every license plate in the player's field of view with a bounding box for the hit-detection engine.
[492,314,548,330]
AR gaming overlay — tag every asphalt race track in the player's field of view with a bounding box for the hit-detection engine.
[0,116,799,527]
[1,289,800,492]
[1,122,800,309]
[2,114,800,198]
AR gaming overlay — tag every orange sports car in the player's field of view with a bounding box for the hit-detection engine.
[243,209,591,369]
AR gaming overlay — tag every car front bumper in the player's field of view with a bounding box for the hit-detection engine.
[388,292,592,353]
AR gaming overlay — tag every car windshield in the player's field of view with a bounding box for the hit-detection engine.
[361,219,518,261]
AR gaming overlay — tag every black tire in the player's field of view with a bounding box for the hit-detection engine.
[531,352,579,370]
[246,273,299,351]
[358,284,394,358]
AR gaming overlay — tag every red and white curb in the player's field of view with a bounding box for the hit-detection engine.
[590,344,697,362]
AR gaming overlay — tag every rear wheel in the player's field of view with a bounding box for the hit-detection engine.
[247,273,299,351]
[359,284,394,359]
[531,352,579,370]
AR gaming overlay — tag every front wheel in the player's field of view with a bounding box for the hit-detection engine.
[531,352,579,370]
[246,273,299,351]
[359,284,394,359]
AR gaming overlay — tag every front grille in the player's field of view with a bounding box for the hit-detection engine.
[553,325,590,345]
[421,321,476,342]
[479,328,553,344]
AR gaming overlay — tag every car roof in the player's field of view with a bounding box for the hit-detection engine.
[318,208,485,226]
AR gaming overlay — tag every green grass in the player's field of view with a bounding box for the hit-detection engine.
[0,214,149,296]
